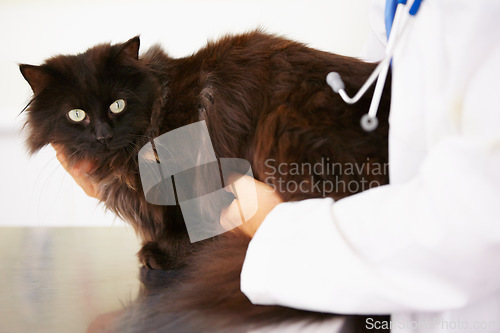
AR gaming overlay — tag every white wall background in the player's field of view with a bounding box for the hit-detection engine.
[0,0,372,226]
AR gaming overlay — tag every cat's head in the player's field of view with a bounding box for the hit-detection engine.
[20,36,159,170]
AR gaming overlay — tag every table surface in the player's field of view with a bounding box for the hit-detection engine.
[0,227,140,333]
[0,227,388,333]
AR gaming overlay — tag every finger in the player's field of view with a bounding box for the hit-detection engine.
[52,144,70,172]
[52,143,65,161]
[51,144,100,199]
[223,172,242,194]
[225,174,259,196]
[72,168,99,198]
[78,159,95,174]
[231,175,276,203]
[220,199,243,231]
[51,143,63,154]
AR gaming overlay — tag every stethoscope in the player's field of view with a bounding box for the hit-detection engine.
[326,0,423,131]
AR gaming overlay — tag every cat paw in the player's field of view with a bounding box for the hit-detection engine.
[138,242,171,270]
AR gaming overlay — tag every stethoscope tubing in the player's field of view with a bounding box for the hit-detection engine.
[326,0,423,131]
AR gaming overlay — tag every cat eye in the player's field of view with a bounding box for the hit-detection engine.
[109,99,126,114]
[67,109,87,122]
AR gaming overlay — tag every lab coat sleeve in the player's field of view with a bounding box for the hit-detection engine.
[240,2,500,315]
[241,137,500,314]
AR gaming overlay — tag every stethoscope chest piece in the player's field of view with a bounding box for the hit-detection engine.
[361,114,378,132]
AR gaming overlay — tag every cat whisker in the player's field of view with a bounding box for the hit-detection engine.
[123,89,144,104]
[32,149,81,226]
[124,145,140,169]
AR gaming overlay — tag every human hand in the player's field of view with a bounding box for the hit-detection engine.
[52,144,100,199]
[220,175,282,238]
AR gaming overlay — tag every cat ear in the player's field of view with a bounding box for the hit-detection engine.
[19,64,51,94]
[116,36,140,61]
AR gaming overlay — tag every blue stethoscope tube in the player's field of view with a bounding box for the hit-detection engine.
[326,0,423,131]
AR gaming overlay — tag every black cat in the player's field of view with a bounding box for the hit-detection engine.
[21,30,390,331]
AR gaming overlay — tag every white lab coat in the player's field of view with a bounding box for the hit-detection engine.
[241,0,500,332]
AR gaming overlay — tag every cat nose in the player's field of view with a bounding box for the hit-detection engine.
[96,134,113,144]
[95,122,113,144]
